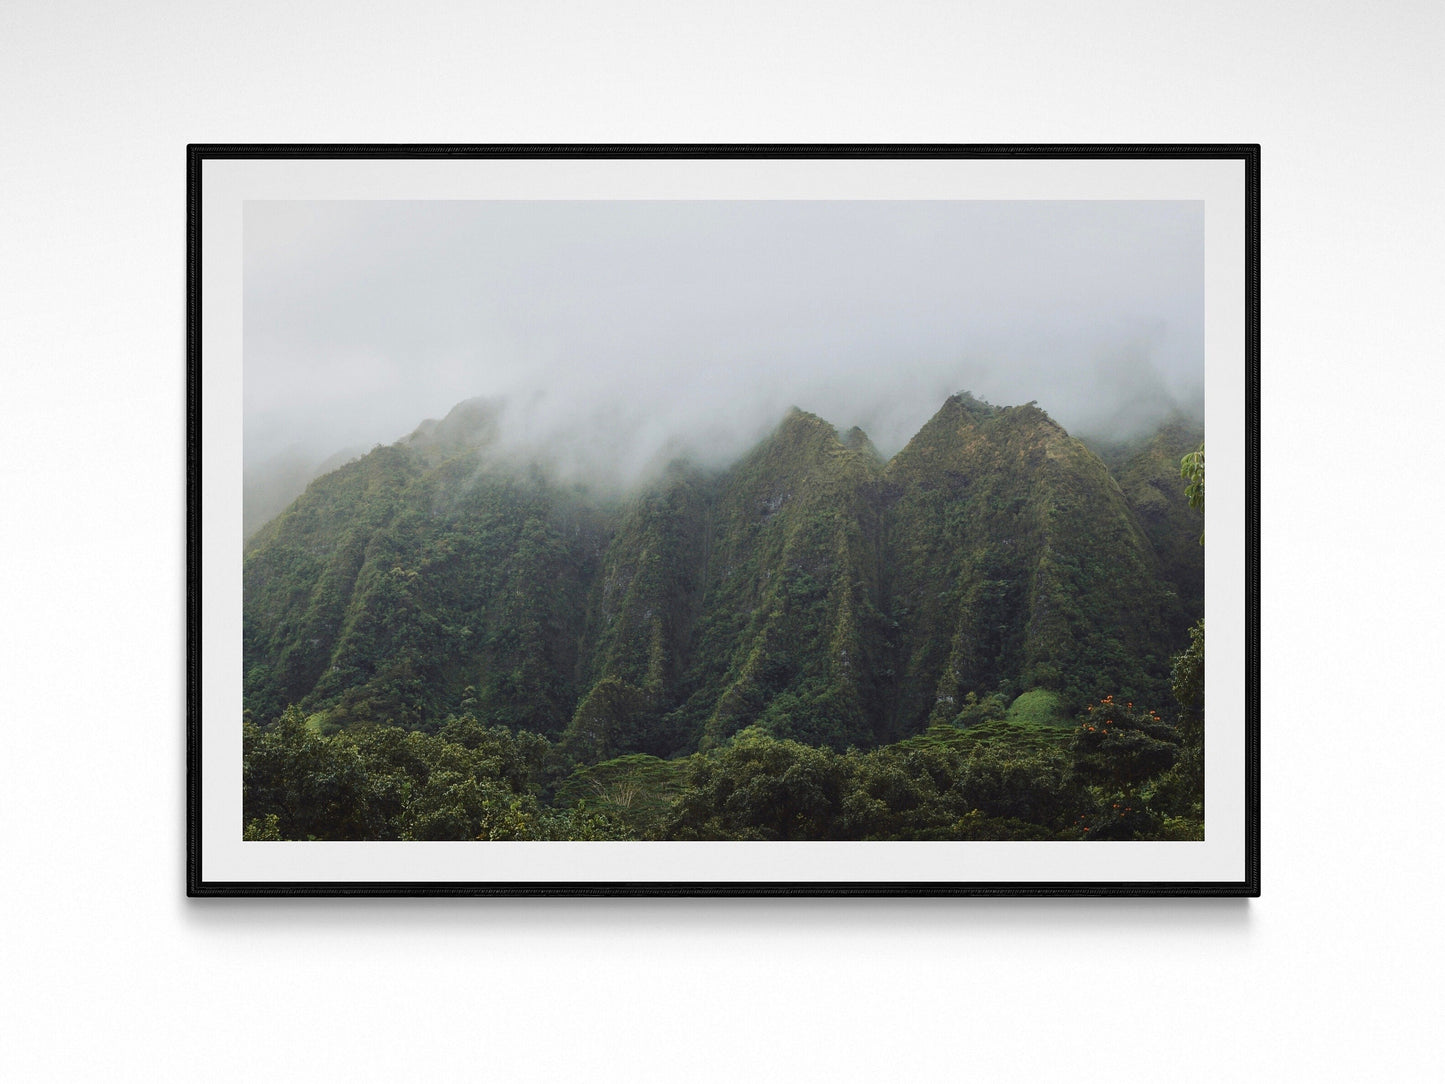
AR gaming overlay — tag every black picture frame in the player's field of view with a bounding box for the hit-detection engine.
[189,144,1259,897]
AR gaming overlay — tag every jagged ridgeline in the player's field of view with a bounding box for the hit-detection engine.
[243,394,1200,755]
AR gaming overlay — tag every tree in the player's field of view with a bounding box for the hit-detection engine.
[665,728,847,840]
[242,706,384,839]
[1071,695,1182,839]
[1181,442,1204,540]
[1176,441,1204,740]
[1072,696,1181,791]
[1150,442,1206,834]
[1171,620,1205,744]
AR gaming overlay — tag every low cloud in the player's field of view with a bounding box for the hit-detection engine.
[245,199,1203,487]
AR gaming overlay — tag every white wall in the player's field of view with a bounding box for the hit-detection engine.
[3,3,1440,1080]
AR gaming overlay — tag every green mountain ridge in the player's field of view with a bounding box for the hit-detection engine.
[1081,417,1206,631]
[243,394,1202,757]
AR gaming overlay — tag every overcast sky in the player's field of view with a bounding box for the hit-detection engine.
[244,200,1202,483]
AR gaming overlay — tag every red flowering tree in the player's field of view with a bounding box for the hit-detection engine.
[1071,695,1181,839]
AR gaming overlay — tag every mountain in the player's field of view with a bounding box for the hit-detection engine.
[884,395,1179,735]
[243,399,611,734]
[562,460,715,758]
[243,444,366,541]
[243,395,1201,757]
[668,408,890,753]
[1082,417,1206,635]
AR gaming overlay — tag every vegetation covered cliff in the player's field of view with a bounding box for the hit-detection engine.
[242,394,1204,841]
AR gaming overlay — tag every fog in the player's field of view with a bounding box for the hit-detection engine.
[245,200,1202,490]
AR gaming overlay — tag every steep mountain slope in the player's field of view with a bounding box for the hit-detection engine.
[1084,418,1205,634]
[243,399,611,736]
[561,463,715,759]
[678,409,889,752]
[243,443,366,541]
[560,410,890,758]
[883,395,1178,733]
[244,394,1193,759]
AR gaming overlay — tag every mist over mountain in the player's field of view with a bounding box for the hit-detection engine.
[244,200,1204,506]
[239,201,1207,842]
[243,394,1202,758]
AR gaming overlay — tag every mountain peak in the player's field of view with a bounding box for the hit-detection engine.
[946,389,999,414]
[840,425,879,460]
[753,406,844,458]
[405,397,501,453]
[779,405,832,431]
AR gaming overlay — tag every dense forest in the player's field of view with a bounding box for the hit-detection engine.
[242,393,1205,842]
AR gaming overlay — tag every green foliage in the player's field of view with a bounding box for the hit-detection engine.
[1086,420,1205,631]
[243,690,1192,842]
[245,396,1191,754]
[1155,617,1206,822]
[1148,442,1205,825]
[242,706,387,839]
[244,442,611,737]
[663,719,1086,842]
[241,395,1206,842]
[1171,619,1205,742]
[1181,442,1205,513]
[677,408,889,752]
[242,813,283,841]
[580,463,713,704]
[886,396,1179,724]
[954,742,1081,826]
[1154,815,1206,841]
[241,707,614,840]
[1070,694,1187,840]
[1182,441,1205,542]
[562,678,660,763]
[556,754,689,838]
[952,690,1010,728]
[1005,687,1067,727]
[1072,695,1181,790]
[666,728,847,840]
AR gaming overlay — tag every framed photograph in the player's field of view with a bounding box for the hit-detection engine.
[189,144,1258,896]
